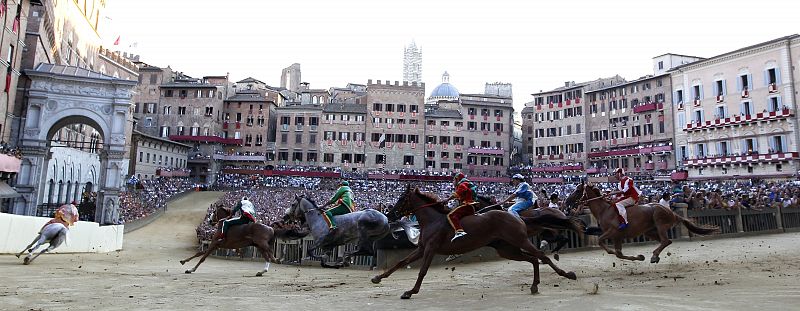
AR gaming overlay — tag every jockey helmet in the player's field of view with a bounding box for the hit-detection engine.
[614,168,625,175]
[453,172,466,181]
[340,181,349,186]
[512,174,525,181]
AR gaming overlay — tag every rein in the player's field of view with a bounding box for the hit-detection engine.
[405,199,448,216]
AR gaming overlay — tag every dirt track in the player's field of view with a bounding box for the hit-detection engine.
[2,192,799,311]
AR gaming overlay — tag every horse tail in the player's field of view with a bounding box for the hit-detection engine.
[522,214,583,233]
[584,226,604,236]
[676,214,719,235]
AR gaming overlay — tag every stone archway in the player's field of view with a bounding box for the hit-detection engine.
[14,64,136,224]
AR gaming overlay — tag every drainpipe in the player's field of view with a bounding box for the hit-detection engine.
[784,39,798,164]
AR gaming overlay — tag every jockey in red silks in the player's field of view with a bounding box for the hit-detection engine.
[608,168,640,230]
[446,173,479,242]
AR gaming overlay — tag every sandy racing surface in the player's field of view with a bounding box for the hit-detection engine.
[2,191,799,311]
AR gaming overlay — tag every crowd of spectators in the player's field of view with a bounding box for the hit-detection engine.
[0,141,22,158]
[118,177,196,223]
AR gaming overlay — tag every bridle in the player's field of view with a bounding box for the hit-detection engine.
[395,191,448,217]
[577,185,608,206]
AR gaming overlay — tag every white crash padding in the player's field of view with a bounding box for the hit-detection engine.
[0,213,124,254]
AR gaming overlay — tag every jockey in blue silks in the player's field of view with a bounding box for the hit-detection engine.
[503,174,536,218]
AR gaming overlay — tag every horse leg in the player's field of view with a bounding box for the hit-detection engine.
[185,244,219,274]
[180,249,207,265]
[597,230,616,255]
[371,247,423,284]
[491,241,541,294]
[255,244,275,277]
[518,240,577,281]
[648,226,673,264]
[17,235,41,258]
[550,233,570,261]
[25,243,57,265]
[613,239,645,261]
[400,248,436,299]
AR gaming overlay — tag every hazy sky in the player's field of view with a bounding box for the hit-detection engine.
[107,0,799,114]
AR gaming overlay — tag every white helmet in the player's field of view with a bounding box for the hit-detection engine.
[512,174,525,180]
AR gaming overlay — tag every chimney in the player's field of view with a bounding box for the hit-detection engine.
[564,82,570,87]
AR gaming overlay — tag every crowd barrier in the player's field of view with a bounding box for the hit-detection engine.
[199,206,800,269]
[0,213,124,254]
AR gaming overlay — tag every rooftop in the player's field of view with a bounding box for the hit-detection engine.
[670,34,800,71]
[425,108,462,119]
[322,103,367,114]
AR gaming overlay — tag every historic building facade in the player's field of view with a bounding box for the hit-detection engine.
[128,131,190,180]
[671,35,800,180]
[365,79,426,170]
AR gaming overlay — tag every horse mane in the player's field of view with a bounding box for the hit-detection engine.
[302,195,319,208]
[415,190,451,214]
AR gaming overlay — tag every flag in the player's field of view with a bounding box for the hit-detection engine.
[114,36,120,45]
[378,133,386,149]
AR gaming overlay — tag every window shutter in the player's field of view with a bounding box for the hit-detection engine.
[741,139,747,154]
[747,74,753,89]
[769,137,776,153]
[740,102,745,116]
[712,82,718,97]
[776,67,782,85]
[722,79,727,95]
[753,138,759,153]
[777,96,783,110]
[736,77,742,92]
[716,142,721,156]
[672,91,678,104]
[700,85,704,99]
[783,135,789,150]
[763,70,769,86]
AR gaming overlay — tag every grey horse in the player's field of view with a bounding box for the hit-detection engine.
[16,223,69,265]
[286,194,390,268]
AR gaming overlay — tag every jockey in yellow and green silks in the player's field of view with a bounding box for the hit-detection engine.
[321,181,355,230]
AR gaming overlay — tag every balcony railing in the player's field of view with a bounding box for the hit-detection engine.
[467,148,504,155]
[684,152,798,167]
[589,145,673,159]
[632,102,663,113]
[684,108,792,131]
[169,135,243,145]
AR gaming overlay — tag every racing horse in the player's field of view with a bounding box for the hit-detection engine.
[16,223,69,265]
[475,195,588,260]
[181,202,286,276]
[285,194,390,269]
[372,186,576,299]
[565,182,718,263]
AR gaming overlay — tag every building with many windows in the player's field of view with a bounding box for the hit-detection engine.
[671,35,800,180]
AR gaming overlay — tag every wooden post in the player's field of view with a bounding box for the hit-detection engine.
[735,207,745,233]
[776,205,784,231]
[674,204,690,238]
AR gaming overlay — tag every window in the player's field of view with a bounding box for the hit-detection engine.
[696,143,706,158]
[386,104,394,112]
[675,90,684,104]
[323,153,334,163]
[766,68,778,85]
[410,105,418,113]
[164,90,173,97]
[403,155,414,166]
[278,152,288,161]
[718,141,729,156]
[144,117,153,127]
[768,96,782,112]
[309,134,316,144]
[375,154,386,165]
[160,126,170,137]
[658,61,663,70]
[163,106,171,115]
[146,103,157,114]
[295,134,302,144]
[341,154,352,163]
[280,133,287,143]
[692,84,702,100]
[324,131,335,140]
[771,136,785,153]
[373,103,382,111]
[576,123,582,134]
[716,106,727,118]
[178,107,186,115]
[293,152,303,162]
[692,109,703,123]
[307,153,317,162]
[339,132,350,141]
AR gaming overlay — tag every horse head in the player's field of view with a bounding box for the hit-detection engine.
[387,185,414,221]
[209,205,231,224]
[285,194,310,223]
[564,182,585,209]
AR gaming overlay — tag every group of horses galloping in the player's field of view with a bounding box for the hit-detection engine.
[177,182,718,299]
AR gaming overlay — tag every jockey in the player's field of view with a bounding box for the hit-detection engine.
[608,168,641,230]
[321,180,355,232]
[446,172,479,241]
[503,174,536,218]
[219,197,257,242]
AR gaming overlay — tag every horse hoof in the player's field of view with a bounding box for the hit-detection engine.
[400,292,413,299]
[565,271,577,280]
[184,270,192,274]
[371,276,382,284]
[23,257,30,265]
[636,255,646,261]
[530,286,539,295]
[553,253,560,261]
[255,272,264,277]
[179,261,186,265]
[650,256,660,264]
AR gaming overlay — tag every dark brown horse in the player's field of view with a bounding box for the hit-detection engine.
[565,183,718,263]
[180,205,279,276]
[372,186,577,299]
[475,195,587,260]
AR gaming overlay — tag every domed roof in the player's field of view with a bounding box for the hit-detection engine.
[428,72,459,100]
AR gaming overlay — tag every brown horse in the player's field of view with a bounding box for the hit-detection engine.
[371,186,576,299]
[565,182,718,263]
[475,195,588,260]
[180,205,278,276]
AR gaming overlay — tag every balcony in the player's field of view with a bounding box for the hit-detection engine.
[221,155,267,161]
[716,95,724,103]
[656,162,668,170]
[684,152,798,167]
[670,171,688,181]
[632,102,663,113]
[644,162,655,170]
[169,135,243,145]
[529,163,583,173]
[684,108,793,132]
[768,83,778,93]
[467,147,504,155]
[589,145,673,159]
[0,154,21,173]
[741,89,750,98]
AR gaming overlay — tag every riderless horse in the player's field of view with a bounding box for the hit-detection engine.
[16,204,79,265]
[285,194,390,269]
[372,186,576,299]
[565,182,718,263]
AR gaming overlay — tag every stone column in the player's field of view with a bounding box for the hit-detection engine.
[13,146,49,216]
[96,149,125,224]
